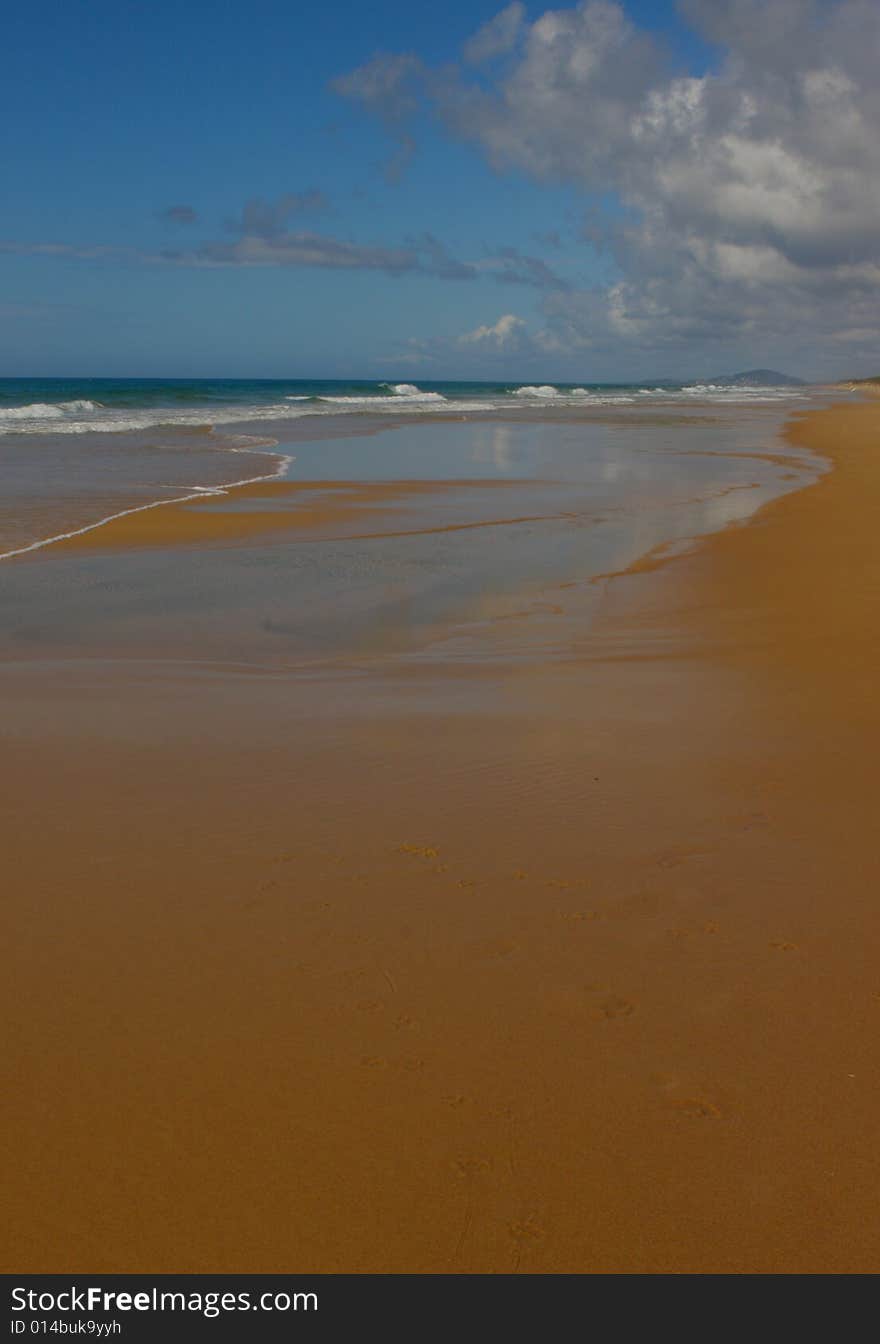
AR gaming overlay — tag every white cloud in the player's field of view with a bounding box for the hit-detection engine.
[337,0,880,367]
[459,313,527,346]
[463,3,526,64]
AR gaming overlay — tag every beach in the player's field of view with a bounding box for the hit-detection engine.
[4,387,880,1273]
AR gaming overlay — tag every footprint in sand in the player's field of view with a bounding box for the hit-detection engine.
[471,937,518,960]
[738,811,770,832]
[509,1214,545,1271]
[508,1215,544,1245]
[398,843,441,860]
[652,846,712,870]
[362,1054,424,1073]
[598,994,636,1020]
[667,921,720,939]
[451,1157,491,1179]
[651,1074,723,1119]
[669,1097,723,1120]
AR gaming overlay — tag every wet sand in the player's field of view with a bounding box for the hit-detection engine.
[51,479,548,552]
[4,398,880,1273]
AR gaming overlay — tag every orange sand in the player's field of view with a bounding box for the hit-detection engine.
[4,399,880,1273]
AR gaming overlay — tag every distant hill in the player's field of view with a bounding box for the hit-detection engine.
[707,369,805,387]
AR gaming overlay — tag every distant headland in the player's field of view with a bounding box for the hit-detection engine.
[706,369,805,387]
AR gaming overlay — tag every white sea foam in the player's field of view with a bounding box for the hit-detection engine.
[513,385,560,398]
[0,445,294,563]
[0,379,806,438]
[508,385,638,406]
[322,383,447,406]
[680,383,804,401]
[0,398,103,421]
[383,382,446,400]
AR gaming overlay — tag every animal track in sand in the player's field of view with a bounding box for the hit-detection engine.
[770,940,800,952]
[393,1014,417,1030]
[442,1094,469,1108]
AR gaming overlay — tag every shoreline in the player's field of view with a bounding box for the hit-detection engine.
[2,397,822,566]
[3,397,827,567]
[4,397,880,1271]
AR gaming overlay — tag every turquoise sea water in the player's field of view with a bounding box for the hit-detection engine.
[0,375,808,436]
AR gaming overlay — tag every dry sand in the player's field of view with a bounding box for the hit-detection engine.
[4,398,880,1273]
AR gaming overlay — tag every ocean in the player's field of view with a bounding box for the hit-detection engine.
[0,375,808,436]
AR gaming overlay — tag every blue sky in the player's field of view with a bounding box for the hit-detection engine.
[2,1,877,380]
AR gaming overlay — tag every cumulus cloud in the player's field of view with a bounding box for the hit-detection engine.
[337,0,880,366]
[331,53,423,181]
[459,313,527,346]
[463,3,526,63]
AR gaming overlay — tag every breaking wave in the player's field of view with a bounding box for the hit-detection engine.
[0,399,103,421]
